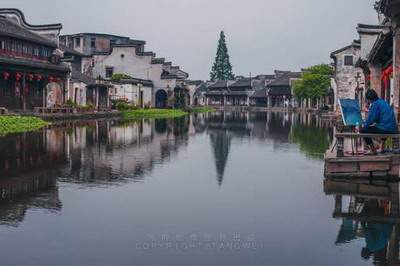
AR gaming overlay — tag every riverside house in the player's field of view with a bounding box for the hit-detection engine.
[60,33,190,109]
[330,1,400,114]
[0,9,69,111]
[266,71,301,108]
[367,1,400,111]
[331,40,365,111]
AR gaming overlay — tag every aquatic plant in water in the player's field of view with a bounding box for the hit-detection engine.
[0,116,48,136]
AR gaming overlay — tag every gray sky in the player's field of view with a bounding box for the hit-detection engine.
[3,0,377,80]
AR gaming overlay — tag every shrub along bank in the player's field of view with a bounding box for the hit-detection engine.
[122,109,187,119]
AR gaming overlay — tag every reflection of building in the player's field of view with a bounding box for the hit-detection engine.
[0,117,193,225]
[0,130,66,226]
[0,188,61,227]
[324,178,400,265]
[59,118,190,183]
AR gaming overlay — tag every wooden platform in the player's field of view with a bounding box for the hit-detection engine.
[325,151,400,179]
[325,132,400,179]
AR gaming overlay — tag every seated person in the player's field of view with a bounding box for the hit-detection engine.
[361,89,398,155]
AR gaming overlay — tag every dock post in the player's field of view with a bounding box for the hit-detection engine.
[393,137,400,154]
[336,136,344,157]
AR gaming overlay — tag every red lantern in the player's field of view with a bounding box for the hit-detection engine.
[15,72,22,81]
[381,65,393,90]
[3,72,10,80]
[36,74,42,81]
[28,73,34,81]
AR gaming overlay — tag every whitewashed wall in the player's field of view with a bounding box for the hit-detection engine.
[112,83,152,107]
[333,47,364,100]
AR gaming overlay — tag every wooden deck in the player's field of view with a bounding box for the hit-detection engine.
[325,132,400,179]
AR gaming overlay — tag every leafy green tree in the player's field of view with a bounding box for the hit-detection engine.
[293,64,333,101]
[210,31,235,81]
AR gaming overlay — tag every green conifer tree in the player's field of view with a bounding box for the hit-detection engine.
[210,31,235,81]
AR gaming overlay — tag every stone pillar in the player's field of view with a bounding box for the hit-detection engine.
[369,63,382,98]
[393,29,400,112]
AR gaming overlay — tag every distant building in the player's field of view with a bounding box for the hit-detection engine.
[205,81,232,106]
[60,33,190,108]
[193,82,208,106]
[267,71,301,108]
[203,71,301,108]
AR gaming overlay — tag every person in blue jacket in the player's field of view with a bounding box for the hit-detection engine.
[361,89,398,154]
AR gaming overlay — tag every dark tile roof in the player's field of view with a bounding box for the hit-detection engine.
[0,16,57,47]
[368,31,393,63]
[268,72,301,89]
[208,80,229,90]
[268,86,291,96]
[330,41,361,58]
[230,78,252,88]
[186,80,203,86]
[0,55,70,72]
[115,78,153,87]
[60,44,85,57]
[194,83,207,96]
[250,88,268,98]
[151,58,165,64]
[268,73,290,87]
[71,69,96,85]
[255,74,275,80]
[357,24,388,37]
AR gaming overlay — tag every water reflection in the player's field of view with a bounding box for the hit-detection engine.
[324,178,400,265]
[0,111,333,227]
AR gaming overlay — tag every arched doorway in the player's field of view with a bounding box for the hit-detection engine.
[155,90,167,108]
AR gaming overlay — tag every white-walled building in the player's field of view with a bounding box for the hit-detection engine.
[60,33,190,108]
[330,40,364,110]
[111,79,153,108]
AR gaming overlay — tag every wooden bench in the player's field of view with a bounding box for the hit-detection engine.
[335,133,400,157]
[0,107,8,115]
[34,107,74,114]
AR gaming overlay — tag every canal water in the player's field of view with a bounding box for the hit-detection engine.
[0,111,395,266]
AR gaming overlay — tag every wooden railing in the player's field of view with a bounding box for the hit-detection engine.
[335,132,400,157]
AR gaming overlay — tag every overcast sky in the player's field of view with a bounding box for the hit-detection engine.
[3,0,377,80]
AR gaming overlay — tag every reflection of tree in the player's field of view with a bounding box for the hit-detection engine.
[210,130,231,186]
[290,124,330,159]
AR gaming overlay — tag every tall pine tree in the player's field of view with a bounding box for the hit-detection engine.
[210,31,235,81]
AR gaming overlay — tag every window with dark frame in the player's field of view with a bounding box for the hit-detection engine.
[91,38,96,48]
[344,55,354,66]
[105,67,114,78]
[75,37,81,48]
